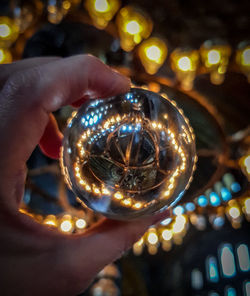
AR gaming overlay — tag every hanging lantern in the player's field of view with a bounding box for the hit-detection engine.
[200,40,231,85]
[116,6,153,52]
[236,41,250,83]
[170,48,199,91]
[0,48,12,64]
[138,36,167,74]
[0,16,19,48]
[85,0,121,29]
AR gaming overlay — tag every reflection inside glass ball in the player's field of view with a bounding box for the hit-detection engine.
[61,88,196,220]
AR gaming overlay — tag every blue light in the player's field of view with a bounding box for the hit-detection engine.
[85,121,88,127]
[81,117,85,124]
[173,205,184,215]
[122,125,127,131]
[89,118,94,125]
[219,244,236,278]
[128,125,133,131]
[125,93,133,100]
[86,115,90,120]
[231,182,241,193]
[206,256,219,283]
[186,202,196,212]
[210,192,221,207]
[225,287,236,296]
[221,187,232,201]
[93,115,98,123]
[197,195,208,207]
[68,121,72,128]
[160,217,172,226]
[213,216,224,228]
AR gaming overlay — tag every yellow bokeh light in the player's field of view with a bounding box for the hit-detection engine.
[241,48,250,66]
[177,56,192,71]
[0,24,11,38]
[85,0,120,29]
[229,207,240,219]
[0,48,12,64]
[147,232,158,244]
[114,191,123,200]
[244,198,250,215]
[207,49,221,65]
[60,220,73,232]
[0,17,19,47]
[125,20,141,35]
[76,218,87,229]
[116,6,153,51]
[243,155,250,174]
[138,37,167,74]
[43,215,57,226]
[145,45,162,62]
[94,0,110,13]
[162,229,172,241]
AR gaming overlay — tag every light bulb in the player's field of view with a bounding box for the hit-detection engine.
[0,16,19,48]
[61,88,196,220]
[200,40,231,85]
[85,0,121,29]
[116,6,153,51]
[170,48,199,91]
[236,41,250,83]
[138,37,168,75]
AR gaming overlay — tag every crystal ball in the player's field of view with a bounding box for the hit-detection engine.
[61,88,196,220]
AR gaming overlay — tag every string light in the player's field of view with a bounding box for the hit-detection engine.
[200,40,231,85]
[75,218,87,229]
[116,6,153,51]
[85,0,121,29]
[170,48,199,90]
[138,37,167,74]
[236,42,250,82]
[0,16,19,48]
[0,48,12,64]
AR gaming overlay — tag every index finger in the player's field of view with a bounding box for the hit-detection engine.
[0,55,130,208]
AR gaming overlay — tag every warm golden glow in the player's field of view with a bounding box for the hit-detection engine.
[43,215,57,226]
[121,198,132,207]
[75,218,87,229]
[114,191,123,200]
[60,215,73,232]
[125,20,141,35]
[94,0,110,12]
[0,24,11,38]
[0,17,19,47]
[200,42,231,85]
[147,232,158,244]
[241,48,250,66]
[0,48,12,64]
[138,37,167,74]
[170,49,199,90]
[177,56,192,71]
[207,49,221,65]
[162,229,172,241]
[116,6,153,51]
[228,207,240,219]
[85,0,121,29]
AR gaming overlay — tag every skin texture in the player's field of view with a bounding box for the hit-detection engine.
[0,55,169,296]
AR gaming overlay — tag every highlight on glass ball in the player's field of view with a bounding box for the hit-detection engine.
[60,88,197,220]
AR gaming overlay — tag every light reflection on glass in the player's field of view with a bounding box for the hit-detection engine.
[237,244,250,272]
[225,286,237,296]
[219,243,236,278]
[191,268,203,290]
[206,256,219,283]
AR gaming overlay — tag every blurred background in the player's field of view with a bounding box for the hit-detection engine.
[0,0,250,295]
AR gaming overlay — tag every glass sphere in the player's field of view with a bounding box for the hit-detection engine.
[61,88,196,220]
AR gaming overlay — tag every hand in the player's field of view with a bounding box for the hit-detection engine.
[0,55,168,296]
